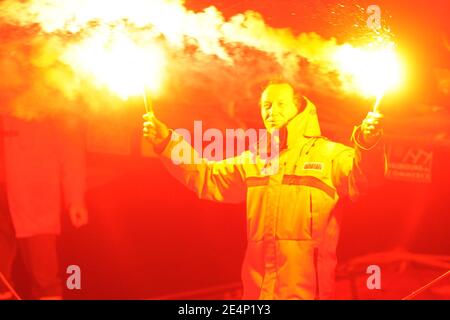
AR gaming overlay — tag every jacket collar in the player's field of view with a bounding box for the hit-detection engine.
[282,97,322,149]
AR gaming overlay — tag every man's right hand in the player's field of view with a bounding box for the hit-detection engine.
[143,112,171,147]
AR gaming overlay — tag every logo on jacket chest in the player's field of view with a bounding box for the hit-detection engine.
[302,162,324,171]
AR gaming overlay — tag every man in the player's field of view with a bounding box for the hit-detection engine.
[143,82,386,299]
[0,114,88,300]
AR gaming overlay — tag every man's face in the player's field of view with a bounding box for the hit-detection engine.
[260,83,299,132]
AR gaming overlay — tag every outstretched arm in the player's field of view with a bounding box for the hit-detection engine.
[143,113,247,203]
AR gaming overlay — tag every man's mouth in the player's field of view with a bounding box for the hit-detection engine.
[267,118,282,126]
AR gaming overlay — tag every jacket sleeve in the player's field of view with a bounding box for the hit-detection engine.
[331,126,387,200]
[56,117,87,208]
[157,130,247,203]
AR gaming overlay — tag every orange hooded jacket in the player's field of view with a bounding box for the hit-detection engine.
[158,99,386,299]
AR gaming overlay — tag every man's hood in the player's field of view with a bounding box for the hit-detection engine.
[284,97,322,149]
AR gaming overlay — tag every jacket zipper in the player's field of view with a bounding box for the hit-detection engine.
[309,191,313,238]
[311,192,319,299]
[314,247,320,300]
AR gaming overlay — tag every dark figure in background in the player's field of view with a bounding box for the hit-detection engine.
[0,114,88,300]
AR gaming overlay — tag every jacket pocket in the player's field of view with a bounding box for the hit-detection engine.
[276,185,313,240]
[308,187,337,239]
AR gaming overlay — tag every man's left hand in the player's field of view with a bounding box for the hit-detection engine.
[360,111,384,146]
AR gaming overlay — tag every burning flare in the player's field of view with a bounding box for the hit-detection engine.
[61,27,167,100]
[333,39,404,107]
